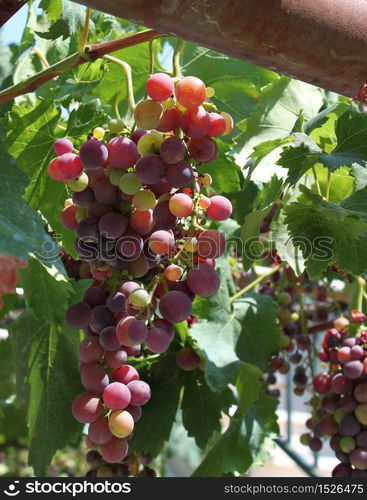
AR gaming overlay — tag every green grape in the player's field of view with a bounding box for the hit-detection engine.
[67,172,89,192]
[119,173,143,195]
[109,169,125,186]
[132,189,156,210]
[108,118,125,134]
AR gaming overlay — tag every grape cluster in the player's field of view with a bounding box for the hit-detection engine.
[48,72,233,471]
[301,312,367,477]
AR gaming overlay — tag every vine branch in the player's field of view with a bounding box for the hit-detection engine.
[79,7,92,55]
[0,29,162,104]
[229,263,284,304]
[102,54,135,117]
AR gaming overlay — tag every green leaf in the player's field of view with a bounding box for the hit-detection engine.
[234,294,281,372]
[20,259,73,326]
[193,367,278,478]
[8,310,83,475]
[351,164,367,190]
[197,140,241,194]
[285,186,367,277]
[37,0,91,41]
[5,100,60,207]
[130,355,183,457]
[66,99,109,139]
[240,175,283,268]
[181,371,233,449]
[40,0,63,22]
[0,147,58,263]
[233,77,323,168]
[270,213,305,276]
[341,187,367,221]
[4,100,75,256]
[317,110,367,171]
[191,267,242,391]
[314,166,354,204]
[277,133,322,185]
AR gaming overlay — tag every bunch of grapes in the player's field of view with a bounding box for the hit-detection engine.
[300,311,367,477]
[47,72,233,472]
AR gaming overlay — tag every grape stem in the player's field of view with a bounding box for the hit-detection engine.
[229,263,285,304]
[172,39,185,78]
[0,30,161,104]
[102,54,135,117]
[325,170,332,202]
[79,7,92,55]
[33,47,50,69]
[312,165,322,197]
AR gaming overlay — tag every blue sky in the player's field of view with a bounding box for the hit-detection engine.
[0,3,29,44]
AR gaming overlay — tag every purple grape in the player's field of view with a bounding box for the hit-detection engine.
[153,200,178,230]
[99,326,121,351]
[65,302,91,329]
[160,137,186,164]
[119,281,140,297]
[339,414,361,436]
[77,217,99,242]
[165,160,193,188]
[89,305,115,333]
[146,327,171,353]
[176,346,200,371]
[126,404,142,422]
[343,360,364,379]
[350,448,367,470]
[98,213,128,240]
[54,137,73,155]
[78,336,104,364]
[94,179,118,204]
[356,430,367,448]
[108,136,139,170]
[88,416,112,445]
[159,291,192,323]
[127,380,151,406]
[116,231,143,259]
[103,382,131,410]
[72,392,102,423]
[187,264,220,297]
[72,188,95,207]
[131,129,147,144]
[332,463,351,477]
[81,363,109,392]
[128,255,150,279]
[135,154,166,184]
[80,139,108,168]
[83,287,106,308]
[106,292,127,313]
[104,349,128,369]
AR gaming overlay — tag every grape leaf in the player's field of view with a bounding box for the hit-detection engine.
[66,99,109,139]
[197,140,241,195]
[277,133,322,185]
[317,110,367,171]
[340,187,367,220]
[0,147,58,264]
[191,267,280,389]
[8,311,83,476]
[233,77,323,167]
[4,100,76,256]
[191,267,242,391]
[351,164,367,190]
[234,294,281,372]
[181,371,233,449]
[20,259,73,326]
[37,0,91,41]
[130,355,184,457]
[285,186,367,277]
[192,365,278,476]
[240,175,283,268]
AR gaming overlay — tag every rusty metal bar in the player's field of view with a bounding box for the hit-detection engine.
[73,0,367,97]
[0,0,29,28]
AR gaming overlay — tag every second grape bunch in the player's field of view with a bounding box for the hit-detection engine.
[48,72,233,474]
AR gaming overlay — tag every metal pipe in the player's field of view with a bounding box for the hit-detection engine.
[74,0,367,97]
